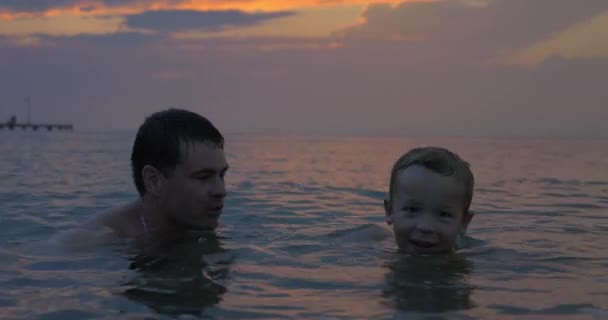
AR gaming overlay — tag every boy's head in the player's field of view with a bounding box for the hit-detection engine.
[384,147,474,254]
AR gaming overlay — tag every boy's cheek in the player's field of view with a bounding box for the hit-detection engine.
[442,230,461,250]
[391,224,410,249]
[393,233,407,251]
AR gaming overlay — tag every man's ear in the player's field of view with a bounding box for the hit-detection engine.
[460,210,474,234]
[384,197,393,225]
[142,165,164,197]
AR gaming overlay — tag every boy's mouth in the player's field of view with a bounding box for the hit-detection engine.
[409,239,437,249]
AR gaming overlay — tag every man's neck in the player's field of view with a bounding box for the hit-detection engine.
[138,197,180,235]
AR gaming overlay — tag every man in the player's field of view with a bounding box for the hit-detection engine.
[62,109,229,247]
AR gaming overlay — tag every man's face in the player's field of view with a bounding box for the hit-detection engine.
[160,141,228,231]
[386,165,471,254]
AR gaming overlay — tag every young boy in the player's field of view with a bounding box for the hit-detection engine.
[384,147,474,254]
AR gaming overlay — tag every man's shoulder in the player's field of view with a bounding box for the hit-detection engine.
[56,221,116,252]
[93,205,127,226]
[57,202,139,251]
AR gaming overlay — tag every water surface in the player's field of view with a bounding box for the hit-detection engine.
[1,132,607,319]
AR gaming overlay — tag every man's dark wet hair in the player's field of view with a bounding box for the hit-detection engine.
[131,108,224,196]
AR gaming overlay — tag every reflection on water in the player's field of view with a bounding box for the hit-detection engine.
[1,132,607,319]
[382,252,475,313]
[123,234,232,317]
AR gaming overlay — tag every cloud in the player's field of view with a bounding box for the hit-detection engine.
[0,0,78,12]
[36,32,163,46]
[1,32,330,51]
[1,0,607,137]
[2,27,607,137]
[0,0,184,13]
[218,53,608,137]
[338,0,608,63]
[0,32,165,51]
[124,9,294,32]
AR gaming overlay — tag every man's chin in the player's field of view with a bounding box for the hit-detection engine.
[179,223,217,239]
[171,216,218,233]
[190,219,219,231]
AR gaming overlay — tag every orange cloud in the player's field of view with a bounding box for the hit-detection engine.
[0,1,429,40]
[0,0,409,19]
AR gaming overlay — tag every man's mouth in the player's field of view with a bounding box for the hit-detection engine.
[206,206,224,217]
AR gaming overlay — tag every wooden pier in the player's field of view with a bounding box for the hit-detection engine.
[1,116,73,131]
[0,123,74,131]
[2,97,74,132]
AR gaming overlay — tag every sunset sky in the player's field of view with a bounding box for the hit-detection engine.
[1,0,607,137]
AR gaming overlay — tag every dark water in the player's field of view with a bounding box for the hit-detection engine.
[1,132,607,319]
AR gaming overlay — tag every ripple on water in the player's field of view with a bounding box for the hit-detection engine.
[2,134,608,319]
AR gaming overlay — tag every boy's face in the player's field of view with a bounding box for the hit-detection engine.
[385,165,472,254]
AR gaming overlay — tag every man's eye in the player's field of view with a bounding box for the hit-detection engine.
[402,206,418,212]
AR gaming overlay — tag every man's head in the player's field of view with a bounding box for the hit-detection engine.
[384,147,474,253]
[131,109,228,230]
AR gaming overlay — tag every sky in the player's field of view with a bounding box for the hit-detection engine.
[0,0,607,137]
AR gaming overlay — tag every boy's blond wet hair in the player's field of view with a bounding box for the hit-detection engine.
[388,147,475,212]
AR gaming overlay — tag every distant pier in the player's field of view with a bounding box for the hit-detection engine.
[0,116,73,132]
[0,123,74,131]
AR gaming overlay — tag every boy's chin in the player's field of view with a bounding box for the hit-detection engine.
[399,244,452,255]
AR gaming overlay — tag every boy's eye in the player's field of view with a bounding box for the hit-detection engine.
[402,206,418,212]
[439,211,454,218]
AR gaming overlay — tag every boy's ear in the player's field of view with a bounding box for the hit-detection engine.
[384,197,393,225]
[142,165,164,197]
[460,210,474,234]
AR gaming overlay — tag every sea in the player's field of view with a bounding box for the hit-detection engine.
[0,131,607,319]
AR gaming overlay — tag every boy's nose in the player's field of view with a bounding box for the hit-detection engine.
[414,214,436,233]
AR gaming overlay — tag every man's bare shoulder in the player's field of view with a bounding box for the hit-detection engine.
[92,202,137,231]
[56,201,140,251]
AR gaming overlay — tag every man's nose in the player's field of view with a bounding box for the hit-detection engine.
[211,176,227,198]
